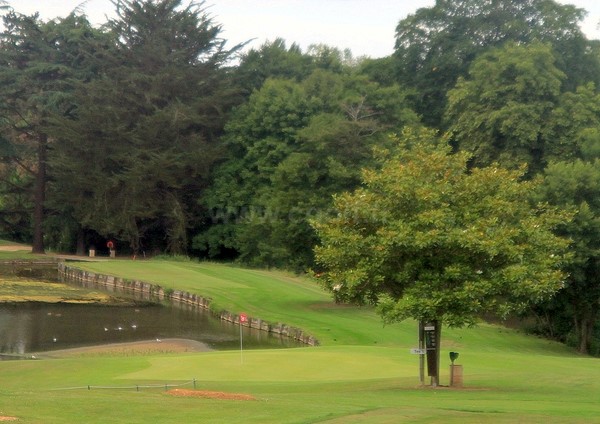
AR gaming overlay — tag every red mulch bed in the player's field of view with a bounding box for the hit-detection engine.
[167,389,256,401]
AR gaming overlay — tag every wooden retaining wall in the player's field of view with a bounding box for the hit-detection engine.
[0,258,62,280]
[57,263,319,346]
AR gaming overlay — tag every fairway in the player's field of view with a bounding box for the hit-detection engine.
[0,257,598,422]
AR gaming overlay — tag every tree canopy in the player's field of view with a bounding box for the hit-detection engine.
[196,68,419,269]
[48,0,241,254]
[313,128,569,327]
[445,41,565,174]
[534,135,600,354]
[0,10,106,252]
[393,0,596,128]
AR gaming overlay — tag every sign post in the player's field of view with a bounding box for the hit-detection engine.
[418,321,425,385]
[423,320,440,387]
[239,313,247,364]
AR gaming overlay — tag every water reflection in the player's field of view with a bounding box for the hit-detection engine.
[0,265,304,355]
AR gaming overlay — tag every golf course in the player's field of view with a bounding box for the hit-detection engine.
[0,248,598,423]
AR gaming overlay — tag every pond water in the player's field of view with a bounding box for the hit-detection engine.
[0,264,302,356]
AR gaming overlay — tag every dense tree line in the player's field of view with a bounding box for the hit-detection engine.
[1,0,599,355]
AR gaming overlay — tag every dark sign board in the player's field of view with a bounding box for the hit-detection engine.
[423,322,438,377]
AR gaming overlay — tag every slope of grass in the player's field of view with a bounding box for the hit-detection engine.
[0,239,29,247]
[0,250,38,260]
[71,259,575,355]
[0,252,596,422]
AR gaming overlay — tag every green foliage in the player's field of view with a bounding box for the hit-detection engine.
[235,39,361,97]
[446,42,564,174]
[0,167,32,242]
[393,0,596,128]
[197,69,419,269]
[235,38,315,92]
[313,128,570,327]
[543,83,600,161]
[0,11,104,252]
[151,253,193,262]
[48,0,242,254]
[533,140,600,354]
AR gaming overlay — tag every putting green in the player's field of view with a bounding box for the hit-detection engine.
[120,346,415,383]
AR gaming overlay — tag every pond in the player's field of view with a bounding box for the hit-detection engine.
[0,264,303,356]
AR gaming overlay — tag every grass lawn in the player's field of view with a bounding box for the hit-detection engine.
[0,251,597,422]
[0,240,29,247]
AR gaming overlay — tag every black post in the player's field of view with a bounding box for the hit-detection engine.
[424,320,440,386]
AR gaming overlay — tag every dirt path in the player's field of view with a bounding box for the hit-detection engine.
[0,243,31,252]
[32,338,213,358]
[167,389,256,401]
[0,242,107,262]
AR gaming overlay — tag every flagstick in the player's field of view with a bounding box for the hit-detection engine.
[239,319,243,364]
[239,313,247,365]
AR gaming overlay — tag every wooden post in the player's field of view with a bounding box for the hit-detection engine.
[450,365,463,387]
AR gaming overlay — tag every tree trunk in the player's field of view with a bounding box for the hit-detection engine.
[574,303,598,355]
[76,227,86,256]
[578,318,588,354]
[577,315,597,355]
[31,133,47,254]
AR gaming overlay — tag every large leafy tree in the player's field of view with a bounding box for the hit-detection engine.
[197,68,418,269]
[195,76,322,265]
[543,83,600,162]
[534,135,600,355]
[0,10,103,252]
[50,0,242,254]
[313,128,569,384]
[394,0,595,128]
[234,38,315,94]
[445,42,565,174]
[235,39,360,95]
[446,42,600,176]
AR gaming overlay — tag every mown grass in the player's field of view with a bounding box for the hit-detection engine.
[0,249,597,422]
[0,250,37,260]
[0,240,29,247]
[1,344,599,423]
